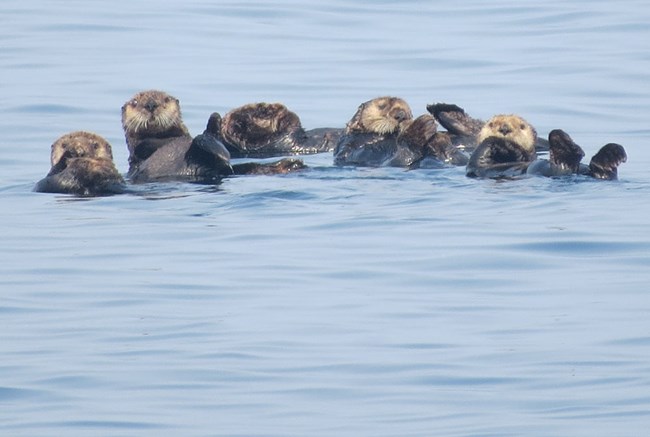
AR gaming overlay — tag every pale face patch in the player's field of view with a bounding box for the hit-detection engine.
[477,114,537,153]
[121,90,186,135]
[347,97,413,135]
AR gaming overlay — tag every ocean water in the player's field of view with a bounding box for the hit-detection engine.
[2,1,650,436]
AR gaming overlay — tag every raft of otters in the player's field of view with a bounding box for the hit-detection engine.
[35,90,627,196]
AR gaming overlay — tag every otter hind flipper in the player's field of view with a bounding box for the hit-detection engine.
[548,129,585,172]
[188,132,233,176]
[588,143,627,180]
[426,103,483,137]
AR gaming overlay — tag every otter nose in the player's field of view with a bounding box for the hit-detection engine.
[499,124,512,135]
[144,99,158,112]
[71,144,87,157]
[393,109,408,122]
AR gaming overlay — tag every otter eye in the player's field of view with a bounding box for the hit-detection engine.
[61,143,68,149]
[377,102,387,110]
[131,99,138,107]
[488,122,494,128]
[164,97,171,103]
[92,142,100,150]
[520,124,526,130]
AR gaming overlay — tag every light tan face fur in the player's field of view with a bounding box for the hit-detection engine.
[121,90,187,135]
[477,114,537,153]
[347,96,413,135]
[50,131,114,166]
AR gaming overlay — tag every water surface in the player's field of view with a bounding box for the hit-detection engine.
[2,1,650,436]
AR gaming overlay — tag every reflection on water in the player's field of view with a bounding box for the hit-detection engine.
[2,0,650,436]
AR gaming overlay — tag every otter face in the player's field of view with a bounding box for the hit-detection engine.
[121,90,186,135]
[50,131,114,166]
[477,114,537,153]
[347,96,413,135]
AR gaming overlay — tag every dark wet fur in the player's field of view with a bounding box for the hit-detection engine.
[35,153,125,196]
[334,131,404,167]
[427,103,483,137]
[588,143,627,180]
[466,136,536,179]
[548,129,585,172]
[129,126,233,184]
[335,114,468,168]
[527,129,626,180]
[232,158,307,175]
[220,104,341,158]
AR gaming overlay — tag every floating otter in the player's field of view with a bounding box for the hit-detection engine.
[465,114,538,178]
[122,91,306,183]
[196,112,308,176]
[427,102,550,152]
[122,90,232,183]
[333,96,413,167]
[334,97,468,168]
[34,131,126,196]
[219,102,341,158]
[527,129,627,180]
[334,96,455,168]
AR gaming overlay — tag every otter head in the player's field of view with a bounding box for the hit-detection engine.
[346,96,413,135]
[121,90,189,137]
[50,131,114,167]
[477,114,537,154]
[221,102,301,147]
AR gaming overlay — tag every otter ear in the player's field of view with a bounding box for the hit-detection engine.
[346,102,367,132]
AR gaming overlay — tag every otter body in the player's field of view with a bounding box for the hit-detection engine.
[334,97,467,168]
[122,90,234,183]
[219,102,341,158]
[333,96,413,167]
[34,131,125,196]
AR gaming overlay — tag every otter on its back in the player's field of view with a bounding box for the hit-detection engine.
[121,90,234,183]
[121,90,191,170]
[34,131,125,196]
[476,114,537,154]
[333,96,414,167]
[466,114,538,178]
[219,102,341,158]
[220,103,300,157]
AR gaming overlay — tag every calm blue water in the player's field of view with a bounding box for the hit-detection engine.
[2,1,650,436]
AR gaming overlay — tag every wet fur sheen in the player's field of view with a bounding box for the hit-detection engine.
[219,102,341,158]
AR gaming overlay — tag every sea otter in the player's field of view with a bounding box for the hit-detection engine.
[195,112,309,176]
[34,131,126,196]
[527,129,627,180]
[219,102,341,158]
[122,90,306,183]
[122,90,232,183]
[334,97,468,168]
[427,102,550,152]
[465,114,538,178]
